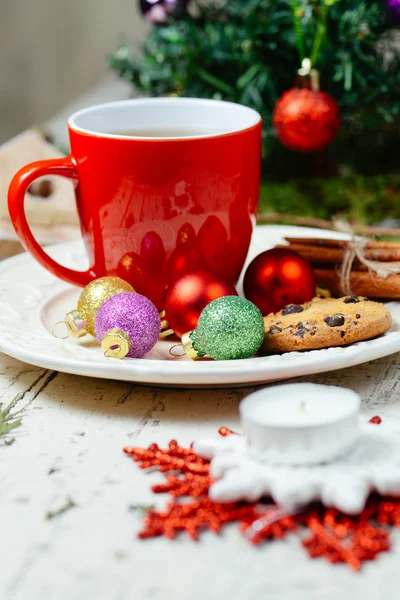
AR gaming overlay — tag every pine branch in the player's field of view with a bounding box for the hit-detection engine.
[310,1,329,67]
[109,0,400,177]
[291,0,306,62]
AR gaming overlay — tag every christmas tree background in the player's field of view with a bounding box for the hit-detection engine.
[110,0,400,226]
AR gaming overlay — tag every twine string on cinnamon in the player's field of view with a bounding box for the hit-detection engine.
[333,218,400,295]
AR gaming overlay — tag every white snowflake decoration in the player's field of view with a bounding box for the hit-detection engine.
[194,422,400,514]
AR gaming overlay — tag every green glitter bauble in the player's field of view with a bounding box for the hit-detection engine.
[191,296,265,360]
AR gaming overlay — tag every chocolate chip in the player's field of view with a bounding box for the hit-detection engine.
[294,322,310,338]
[324,314,345,327]
[294,329,307,338]
[282,304,304,316]
[353,321,358,325]
[356,314,361,319]
[343,295,360,304]
[340,331,346,338]
[269,325,282,334]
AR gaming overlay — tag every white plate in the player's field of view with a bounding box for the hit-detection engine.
[1,225,400,388]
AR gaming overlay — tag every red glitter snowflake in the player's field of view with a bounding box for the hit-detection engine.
[124,421,400,571]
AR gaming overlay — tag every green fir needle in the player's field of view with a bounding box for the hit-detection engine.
[0,393,25,441]
[46,497,76,520]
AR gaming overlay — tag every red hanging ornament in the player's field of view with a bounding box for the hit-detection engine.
[164,270,237,338]
[243,248,316,316]
[273,60,340,153]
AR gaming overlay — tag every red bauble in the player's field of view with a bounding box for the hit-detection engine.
[165,270,237,338]
[243,249,316,315]
[117,251,167,310]
[273,87,340,153]
[167,243,205,283]
[197,216,229,278]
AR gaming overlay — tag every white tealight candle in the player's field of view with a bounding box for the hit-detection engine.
[240,383,360,466]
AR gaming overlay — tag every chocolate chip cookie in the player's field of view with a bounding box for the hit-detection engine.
[262,296,392,353]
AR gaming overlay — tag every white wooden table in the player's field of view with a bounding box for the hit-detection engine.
[2,347,400,599]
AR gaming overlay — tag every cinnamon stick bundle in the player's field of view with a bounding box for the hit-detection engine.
[281,237,400,298]
[276,243,400,268]
[314,269,400,298]
[285,237,400,250]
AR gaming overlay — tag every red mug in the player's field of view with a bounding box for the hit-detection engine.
[8,98,262,308]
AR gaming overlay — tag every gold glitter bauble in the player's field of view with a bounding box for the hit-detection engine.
[77,277,134,336]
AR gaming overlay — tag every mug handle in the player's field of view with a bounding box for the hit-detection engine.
[8,157,96,287]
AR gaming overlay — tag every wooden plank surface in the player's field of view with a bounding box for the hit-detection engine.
[2,349,400,600]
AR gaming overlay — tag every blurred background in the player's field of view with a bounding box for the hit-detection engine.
[0,0,148,144]
[1,0,400,234]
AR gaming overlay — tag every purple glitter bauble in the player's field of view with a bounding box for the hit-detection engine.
[94,292,160,358]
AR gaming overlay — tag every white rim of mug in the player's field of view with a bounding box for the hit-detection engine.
[68,97,262,141]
